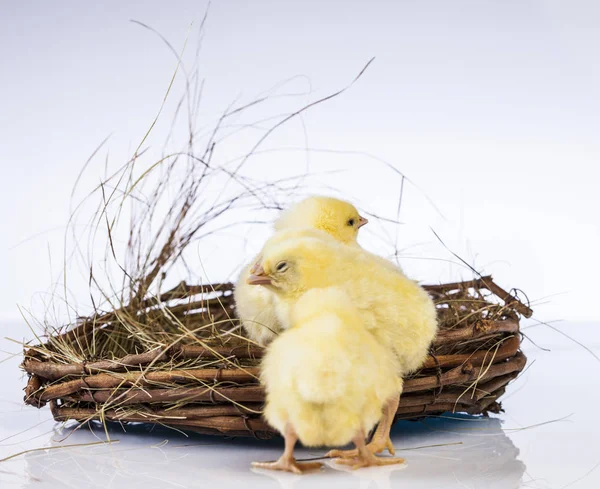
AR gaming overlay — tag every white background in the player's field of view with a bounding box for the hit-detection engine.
[1,0,599,325]
[1,3,600,488]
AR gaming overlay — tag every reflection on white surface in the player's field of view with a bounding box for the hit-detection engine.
[251,416,525,489]
[1,322,599,488]
[4,417,524,489]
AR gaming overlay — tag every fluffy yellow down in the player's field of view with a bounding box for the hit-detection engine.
[259,230,438,375]
[233,258,281,346]
[261,287,400,447]
[234,196,365,346]
[274,195,364,245]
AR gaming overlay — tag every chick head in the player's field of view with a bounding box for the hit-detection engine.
[246,232,338,299]
[274,196,368,244]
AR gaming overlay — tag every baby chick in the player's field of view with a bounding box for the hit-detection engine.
[275,194,405,276]
[274,195,368,245]
[250,286,404,473]
[249,231,438,459]
[234,196,368,346]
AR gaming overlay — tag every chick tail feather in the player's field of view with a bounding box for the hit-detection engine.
[294,353,352,404]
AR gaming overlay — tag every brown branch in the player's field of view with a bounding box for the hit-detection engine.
[424,276,533,318]
[421,335,520,369]
[25,333,520,403]
[28,275,528,363]
[24,332,523,407]
[43,369,519,437]
[433,319,519,344]
[52,352,525,406]
[480,278,533,318]
[23,344,263,381]
[395,402,479,418]
[24,320,519,382]
[36,367,261,401]
[52,378,516,435]
[403,351,526,394]
[155,281,233,302]
[23,375,45,408]
[53,397,503,436]
[473,374,516,401]
[70,385,265,405]
[53,406,270,433]
[35,353,518,402]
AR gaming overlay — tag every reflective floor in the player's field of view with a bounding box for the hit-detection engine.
[1,322,599,489]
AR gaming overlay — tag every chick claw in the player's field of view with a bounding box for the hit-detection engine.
[251,458,323,474]
[327,436,396,459]
[334,454,405,470]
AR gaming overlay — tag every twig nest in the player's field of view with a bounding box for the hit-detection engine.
[22,276,530,438]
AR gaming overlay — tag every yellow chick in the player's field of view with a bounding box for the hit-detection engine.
[233,260,281,346]
[234,196,368,346]
[249,231,438,459]
[251,286,403,473]
[274,195,368,245]
[275,194,406,273]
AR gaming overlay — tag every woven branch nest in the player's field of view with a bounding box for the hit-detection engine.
[22,275,531,439]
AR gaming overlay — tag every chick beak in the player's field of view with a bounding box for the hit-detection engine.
[358,216,369,228]
[247,264,273,286]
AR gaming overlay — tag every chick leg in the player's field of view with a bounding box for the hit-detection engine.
[335,429,405,470]
[251,424,323,474]
[327,392,400,459]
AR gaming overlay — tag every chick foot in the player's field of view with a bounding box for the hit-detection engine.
[252,458,323,474]
[334,454,405,470]
[327,435,395,458]
[334,428,404,470]
[329,391,401,459]
[252,423,322,474]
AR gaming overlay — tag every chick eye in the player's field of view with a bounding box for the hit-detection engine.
[347,218,355,227]
[275,261,288,272]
